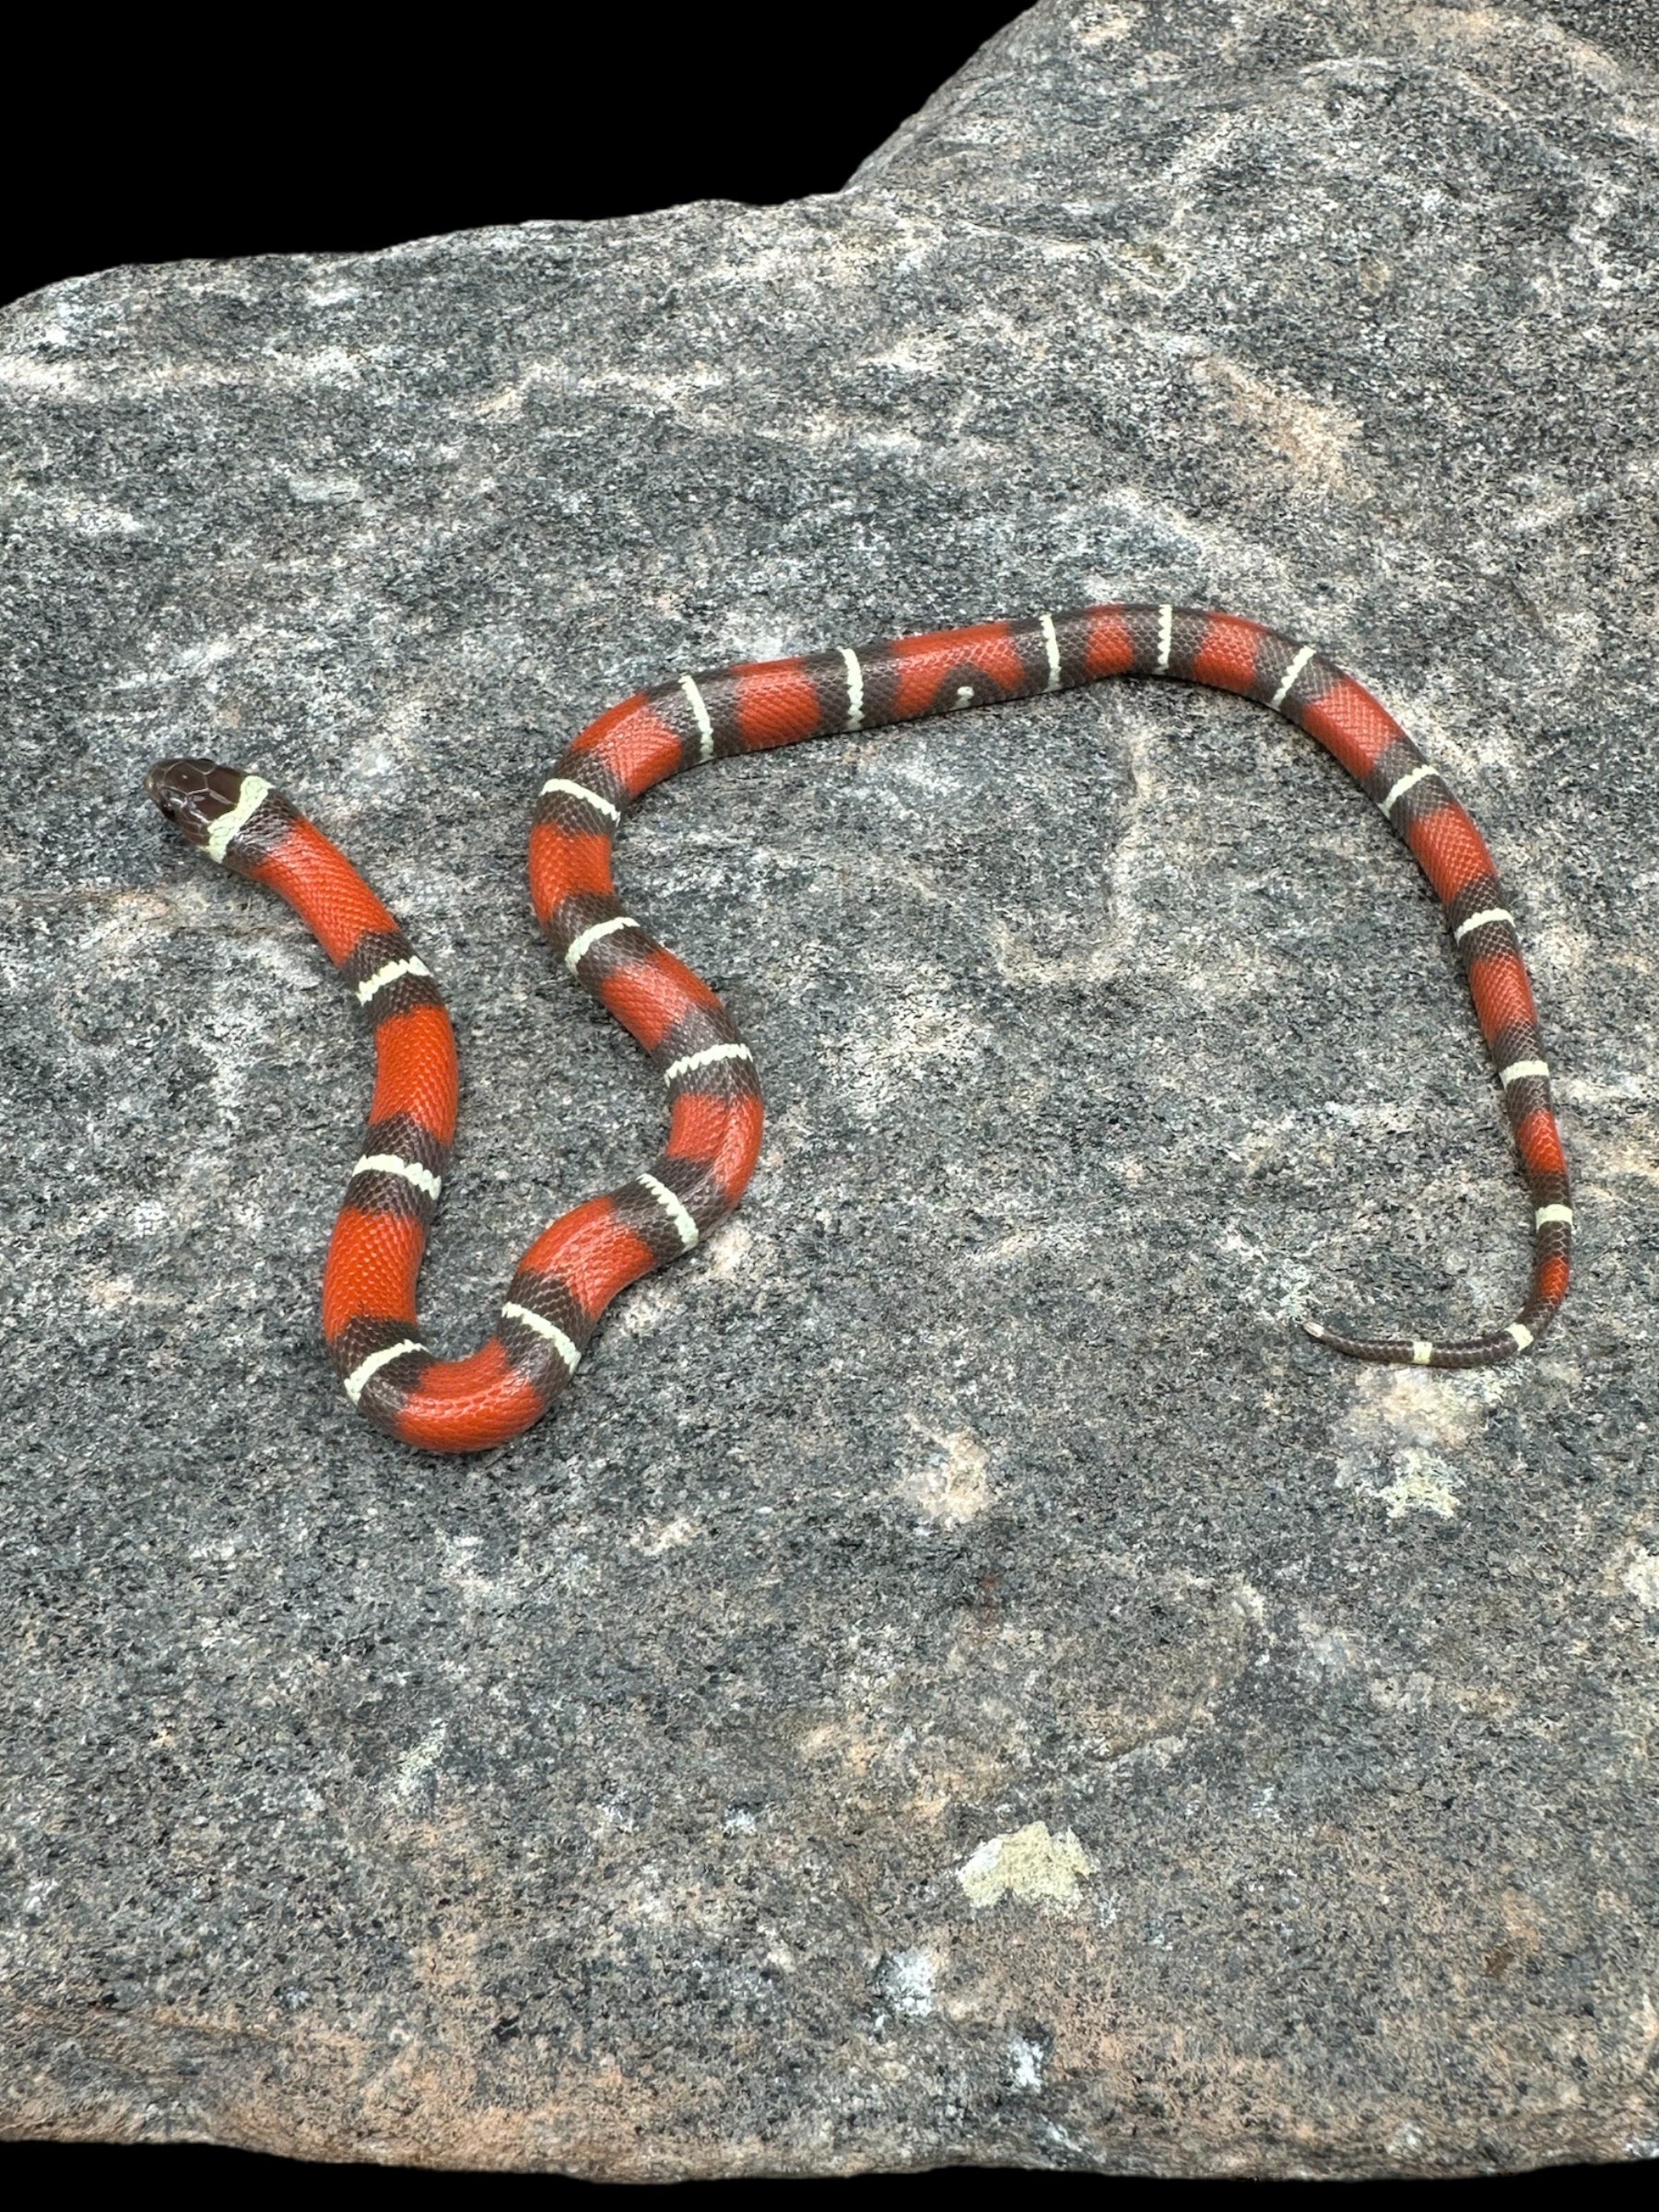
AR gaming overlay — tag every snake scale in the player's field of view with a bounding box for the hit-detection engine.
[148,602,1572,1453]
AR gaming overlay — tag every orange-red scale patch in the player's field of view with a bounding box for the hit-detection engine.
[324,1208,424,1339]
[885,623,1029,715]
[260,821,403,965]
[1536,1256,1570,1302]
[1515,1107,1568,1177]
[594,707,687,798]
[529,822,617,922]
[734,661,824,749]
[568,694,646,758]
[1083,609,1136,678]
[596,947,720,1053]
[398,1347,546,1452]
[1191,614,1268,694]
[521,1197,661,1318]
[1467,948,1540,1042]
[371,1005,460,1145]
[665,1091,764,1195]
[1405,801,1498,908]
[1301,678,1406,783]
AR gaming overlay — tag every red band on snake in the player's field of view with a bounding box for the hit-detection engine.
[147,604,1571,1453]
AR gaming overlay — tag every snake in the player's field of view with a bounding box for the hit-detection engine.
[147,602,1571,1453]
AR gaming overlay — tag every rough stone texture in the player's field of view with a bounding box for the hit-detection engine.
[1,0,1655,2182]
[1548,1,1658,70]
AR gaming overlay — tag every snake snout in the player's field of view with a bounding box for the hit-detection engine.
[147,757,249,847]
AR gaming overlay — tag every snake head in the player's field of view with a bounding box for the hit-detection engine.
[147,758,251,849]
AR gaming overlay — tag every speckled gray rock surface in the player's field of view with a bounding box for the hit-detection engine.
[2,0,1656,2181]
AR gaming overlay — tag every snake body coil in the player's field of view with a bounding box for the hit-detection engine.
[148,603,1571,1453]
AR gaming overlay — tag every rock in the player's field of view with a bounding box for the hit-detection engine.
[1,0,1655,2181]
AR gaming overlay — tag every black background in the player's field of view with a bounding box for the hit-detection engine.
[1,0,1652,2195]
[1,10,1023,311]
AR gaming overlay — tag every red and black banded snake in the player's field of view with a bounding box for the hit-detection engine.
[148,603,1571,1453]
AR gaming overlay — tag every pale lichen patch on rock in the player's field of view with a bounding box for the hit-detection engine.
[388,1721,449,1804]
[1189,352,1368,497]
[1377,1454,1462,1523]
[874,1948,937,2018]
[1335,1365,1502,1522]
[957,1822,1092,1911]
[629,1515,701,1558]
[1620,1550,1659,1614]
[900,1424,992,1527]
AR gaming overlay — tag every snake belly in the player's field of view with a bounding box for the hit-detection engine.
[147,603,1572,1453]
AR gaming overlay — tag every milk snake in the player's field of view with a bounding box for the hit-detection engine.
[148,603,1571,1453]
